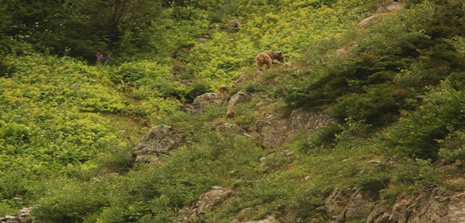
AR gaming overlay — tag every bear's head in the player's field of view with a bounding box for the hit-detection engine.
[274,51,284,62]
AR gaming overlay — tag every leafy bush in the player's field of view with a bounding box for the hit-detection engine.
[112,61,172,85]
[283,0,465,140]
[356,170,390,193]
[7,1,465,222]
[331,84,403,125]
[33,179,107,223]
[387,79,465,160]
[0,56,14,77]
[186,0,365,88]
[32,114,263,222]
[379,158,439,205]
[0,55,145,206]
[334,118,373,144]
[285,1,437,108]
[392,159,438,187]
[296,124,341,152]
[438,130,465,164]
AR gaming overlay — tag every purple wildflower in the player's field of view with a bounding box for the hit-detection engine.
[96,52,105,60]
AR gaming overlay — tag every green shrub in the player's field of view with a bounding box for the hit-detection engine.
[0,56,14,78]
[357,171,390,194]
[0,55,141,203]
[0,121,32,144]
[32,119,262,222]
[33,180,107,223]
[387,80,465,160]
[285,0,465,138]
[112,61,172,86]
[331,84,402,125]
[210,1,240,23]
[285,52,414,111]
[379,158,439,205]
[289,188,328,220]
[297,124,341,152]
[184,81,210,102]
[335,118,373,144]
[0,202,16,217]
[0,174,28,203]
[392,159,438,187]
[438,130,465,164]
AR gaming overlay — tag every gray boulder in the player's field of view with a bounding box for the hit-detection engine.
[231,215,280,223]
[226,90,248,118]
[133,125,184,165]
[252,110,331,148]
[183,92,225,114]
[0,207,32,223]
[177,188,234,223]
[325,186,465,223]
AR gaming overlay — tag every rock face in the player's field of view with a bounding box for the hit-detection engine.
[252,110,331,148]
[228,90,248,108]
[231,212,280,223]
[357,1,404,28]
[325,187,465,223]
[194,93,224,107]
[226,19,242,32]
[226,90,248,118]
[183,92,225,114]
[336,42,358,57]
[259,150,294,168]
[213,122,243,133]
[325,188,378,223]
[384,189,465,223]
[243,216,280,223]
[177,188,234,223]
[376,1,404,13]
[0,207,32,223]
[133,125,184,165]
[357,14,384,28]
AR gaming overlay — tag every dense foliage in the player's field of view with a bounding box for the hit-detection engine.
[2,0,465,222]
[281,0,465,159]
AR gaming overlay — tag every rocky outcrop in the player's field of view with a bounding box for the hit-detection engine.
[133,125,184,165]
[183,92,225,114]
[177,187,234,223]
[226,19,242,32]
[0,207,32,223]
[357,14,384,28]
[325,188,379,223]
[251,110,331,148]
[259,150,294,169]
[325,187,465,223]
[336,42,358,57]
[231,209,280,223]
[194,93,224,107]
[357,1,404,28]
[226,90,249,118]
[228,91,248,108]
[376,0,404,13]
[241,216,280,223]
[382,188,465,223]
[212,122,243,133]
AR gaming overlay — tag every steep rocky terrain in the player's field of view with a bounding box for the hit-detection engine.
[3,0,465,222]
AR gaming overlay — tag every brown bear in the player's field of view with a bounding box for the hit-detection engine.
[255,50,284,71]
[226,106,235,118]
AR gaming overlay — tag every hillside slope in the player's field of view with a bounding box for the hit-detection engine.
[2,0,465,222]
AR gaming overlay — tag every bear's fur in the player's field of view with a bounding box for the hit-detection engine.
[255,50,284,71]
[226,107,235,118]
